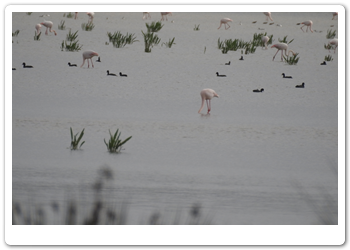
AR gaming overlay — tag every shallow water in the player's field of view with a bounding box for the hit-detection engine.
[12,11,338,225]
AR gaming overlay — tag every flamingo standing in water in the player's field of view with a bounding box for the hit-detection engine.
[81,50,99,68]
[262,35,270,49]
[328,38,338,53]
[35,23,41,35]
[198,89,219,114]
[87,12,94,23]
[40,21,57,35]
[218,18,233,30]
[161,12,172,21]
[263,12,273,21]
[300,20,313,33]
[143,12,151,20]
[271,43,296,61]
[332,12,338,20]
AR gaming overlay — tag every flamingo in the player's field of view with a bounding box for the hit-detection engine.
[198,89,219,114]
[263,12,273,21]
[332,12,338,20]
[328,38,338,53]
[35,23,41,35]
[87,12,94,23]
[143,12,151,20]
[262,35,270,49]
[40,21,57,35]
[80,50,99,68]
[218,18,232,30]
[161,12,172,21]
[300,20,313,33]
[75,12,78,19]
[271,43,296,61]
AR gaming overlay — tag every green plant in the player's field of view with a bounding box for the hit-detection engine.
[142,30,161,53]
[70,127,85,150]
[107,31,138,48]
[104,129,132,153]
[66,30,79,41]
[58,20,66,30]
[66,12,74,18]
[81,22,95,31]
[324,43,333,50]
[194,24,200,31]
[324,55,333,61]
[162,37,175,48]
[278,35,294,44]
[12,30,20,37]
[26,12,32,15]
[145,21,164,33]
[283,53,300,65]
[326,29,336,39]
[61,40,83,51]
[34,32,41,41]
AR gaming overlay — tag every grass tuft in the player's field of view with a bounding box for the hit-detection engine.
[145,21,164,33]
[107,31,138,48]
[70,127,85,150]
[162,37,175,48]
[324,55,333,61]
[104,129,132,153]
[194,24,200,31]
[58,20,66,30]
[283,53,300,65]
[81,22,95,31]
[326,29,336,39]
[142,30,161,53]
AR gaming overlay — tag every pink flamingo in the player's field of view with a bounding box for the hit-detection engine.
[143,12,151,20]
[40,21,57,35]
[332,12,338,20]
[35,23,41,35]
[263,12,273,21]
[75,12,78,19]
[218,18,233,30]
[81,50,99,68]
[161,12,172,21]
[87,12,94,23]
[328,38,338,53]
[271,43,296,61]
[198,89,219,114]
[262,36,270,49]
[300,20,313,33]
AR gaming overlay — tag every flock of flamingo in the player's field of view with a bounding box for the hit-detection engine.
[17,12,338,115]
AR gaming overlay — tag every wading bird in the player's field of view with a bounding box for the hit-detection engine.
[263,12,273,21]
[198,89,219,114]
[87,12,94,23]
[81,50,99,68]
[262,35,270,49]
[332,12,338,20]
[40,21,57,35]
[271,43,296,61]
[300,20,313,33]
[143,12,151,20]
[35,23,41,35]
[161,12,172,21]
[328,38,338,53]
[218,18,233,30]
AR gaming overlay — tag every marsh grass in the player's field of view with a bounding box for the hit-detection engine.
[324,55,333,61]
[61,40,83,52]
[324,43,333,51]
[81,22,95,31]
[66,30,79,41]
[142,31,161,53]
[12,30,20,37]
[162,37,176,48]
[34,32,41,41]
[145,21,164,33]
[26,12,32,15]
[58,20,66,30]
[252,32,273,47]
[66,12,74,18]
[326,29,337,39]
[194,24,200,31]
[70,127,85,150]
[278,35,294,44]
[104,129,132,153]
[107,31,138,48]
[283,53,300,65]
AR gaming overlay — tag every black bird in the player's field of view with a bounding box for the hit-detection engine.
[253,88,264,93]
[216,72,226,77]
[68,62,77,67]
[119,72,127,77]
[22,62,33,68]
[107,70,117,76]
[320,61,327,65]
[281,73,292,78]
[12,68,16,70]
[225,61,231,65]
[295,82,305,88]
[96,56,101,62]
[239,56,244,60]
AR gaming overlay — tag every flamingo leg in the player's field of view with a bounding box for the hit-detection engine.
[218,23,222,29]
[272,49,280,61]
[206,100,211,113]
[81,59,86,67]
[90,59,94,68]
[225,23,230,29]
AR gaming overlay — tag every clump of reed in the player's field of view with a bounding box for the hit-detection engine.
[162,37,175,48]
[324,43,333,51]
[61,30,82,51]
[142,30,161,53]
[252,32,273,47]
[58,20,66,30]
[107,31,138,48]
[283,53,300,65]
[324,55,333,61]
[70,127,85,150]
[278,35,294,44]
[104,129,132,153]
[194,24,200,31]
[26,12,32,15]
[81,22,95,31]
[65,12,74,18]
[12,30,20,37]
[34,32,41,41]
[145,21,164,33]
[326,29,336,39]
[66,30,79,41]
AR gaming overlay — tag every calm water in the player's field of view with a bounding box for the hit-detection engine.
[12,11,338,225]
